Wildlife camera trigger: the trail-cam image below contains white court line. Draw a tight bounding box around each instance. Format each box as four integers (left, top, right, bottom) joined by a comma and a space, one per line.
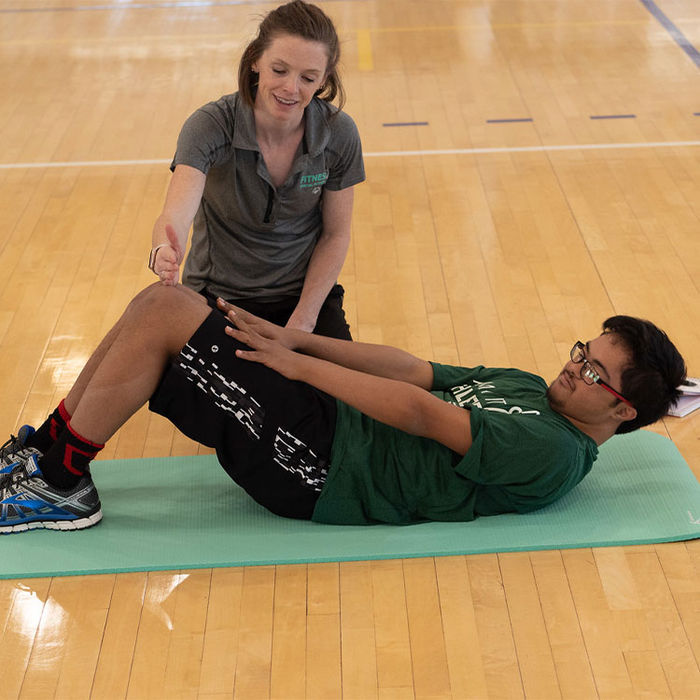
0, 140, 699, 169
365, 140, 700, 157
0, 158, 171, 170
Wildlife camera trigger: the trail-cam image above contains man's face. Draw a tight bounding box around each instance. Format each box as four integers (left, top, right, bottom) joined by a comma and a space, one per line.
547, 333, 632, 425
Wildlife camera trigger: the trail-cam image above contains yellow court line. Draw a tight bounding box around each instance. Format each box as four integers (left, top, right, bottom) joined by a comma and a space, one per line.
356, 29, 373, 72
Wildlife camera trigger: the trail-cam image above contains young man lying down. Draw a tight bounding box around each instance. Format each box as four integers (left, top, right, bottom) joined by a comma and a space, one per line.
0, 283, 686, 531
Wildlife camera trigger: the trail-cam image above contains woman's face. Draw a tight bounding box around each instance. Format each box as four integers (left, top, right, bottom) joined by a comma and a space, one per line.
252, 33, 329, 125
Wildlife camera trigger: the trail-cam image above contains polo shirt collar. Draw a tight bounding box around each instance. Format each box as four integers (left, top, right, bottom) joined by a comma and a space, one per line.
232, 93, 332, 156
302, 99, 333, 156
232, 94, 259, 151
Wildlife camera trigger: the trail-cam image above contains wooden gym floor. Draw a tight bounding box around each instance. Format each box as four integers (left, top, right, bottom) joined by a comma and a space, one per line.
0, 0, 699, 697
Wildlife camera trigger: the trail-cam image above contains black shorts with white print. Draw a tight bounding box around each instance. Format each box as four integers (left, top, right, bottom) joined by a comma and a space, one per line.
149, 309, 337, 519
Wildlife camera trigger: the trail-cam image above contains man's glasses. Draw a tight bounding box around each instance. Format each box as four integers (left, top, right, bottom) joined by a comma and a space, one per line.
570, 341, 634, 407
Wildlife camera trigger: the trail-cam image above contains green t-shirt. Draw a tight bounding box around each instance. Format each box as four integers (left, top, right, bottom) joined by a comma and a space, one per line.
311, 362, 598, 525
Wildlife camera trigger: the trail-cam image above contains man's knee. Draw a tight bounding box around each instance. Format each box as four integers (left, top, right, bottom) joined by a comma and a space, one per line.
127, 282, 175, 317
125, 283, 206, 326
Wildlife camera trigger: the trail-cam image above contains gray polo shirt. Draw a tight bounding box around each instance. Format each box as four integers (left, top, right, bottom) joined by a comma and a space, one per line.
172, 93, 365, 301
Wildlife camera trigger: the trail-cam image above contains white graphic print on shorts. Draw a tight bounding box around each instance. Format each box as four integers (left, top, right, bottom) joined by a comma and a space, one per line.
273, 428, 329, 492
178, 343, 264, 439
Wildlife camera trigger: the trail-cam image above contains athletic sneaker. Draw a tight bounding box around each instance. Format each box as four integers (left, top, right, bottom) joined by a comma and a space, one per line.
0, 454, 102, 534
0, 426, 36, 474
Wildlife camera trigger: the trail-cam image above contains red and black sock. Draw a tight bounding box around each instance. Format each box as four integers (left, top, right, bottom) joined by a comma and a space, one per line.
25, 399, 71, 454
38, 420, 104, 489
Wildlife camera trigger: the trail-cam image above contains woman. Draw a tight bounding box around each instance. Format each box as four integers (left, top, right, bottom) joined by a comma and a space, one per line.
149, 0, 364, 339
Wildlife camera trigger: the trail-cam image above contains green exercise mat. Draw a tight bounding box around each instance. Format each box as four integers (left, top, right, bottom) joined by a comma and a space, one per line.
1, 430, 699, 579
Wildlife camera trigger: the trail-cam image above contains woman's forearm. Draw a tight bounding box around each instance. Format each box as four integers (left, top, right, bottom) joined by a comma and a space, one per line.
289, 227, 349, 330
288, 186, 354, 331
152, 164, 206, 248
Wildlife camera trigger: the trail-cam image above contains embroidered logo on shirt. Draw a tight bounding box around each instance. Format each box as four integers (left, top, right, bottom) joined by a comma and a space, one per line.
300, 171, 329, 189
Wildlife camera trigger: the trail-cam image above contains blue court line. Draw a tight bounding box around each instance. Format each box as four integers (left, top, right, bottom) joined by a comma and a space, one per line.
590, 114, 636, 120
382, 122, 428, 127
486, 118, 533, 124
639, 0, 700, 68
0, 0, 356, 13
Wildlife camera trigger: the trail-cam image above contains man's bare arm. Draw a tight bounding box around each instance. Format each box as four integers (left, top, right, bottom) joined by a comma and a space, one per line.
225, 315, 472, 455
218, 301, 435, 389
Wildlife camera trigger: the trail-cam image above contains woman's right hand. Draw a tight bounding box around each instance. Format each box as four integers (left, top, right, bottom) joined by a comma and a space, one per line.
154, 225, 184, 286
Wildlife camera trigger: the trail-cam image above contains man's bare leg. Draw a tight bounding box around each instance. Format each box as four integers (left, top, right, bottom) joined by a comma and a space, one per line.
0, 283, 216, 532
65, 283, 210, 444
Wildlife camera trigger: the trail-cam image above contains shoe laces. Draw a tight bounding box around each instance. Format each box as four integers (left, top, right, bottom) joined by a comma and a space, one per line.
0, 434, 23, 461
0, 462, 30, 493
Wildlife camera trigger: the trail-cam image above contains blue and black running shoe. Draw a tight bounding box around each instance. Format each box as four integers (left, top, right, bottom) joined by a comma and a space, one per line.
0, 426, 36, 475
0, 454, 102, 534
